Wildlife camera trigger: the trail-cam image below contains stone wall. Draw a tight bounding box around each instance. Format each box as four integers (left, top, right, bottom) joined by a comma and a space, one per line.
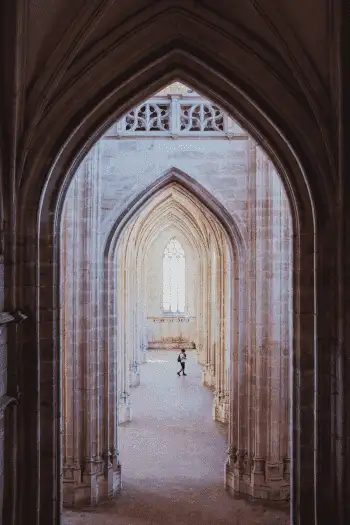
98, 136, 249, 236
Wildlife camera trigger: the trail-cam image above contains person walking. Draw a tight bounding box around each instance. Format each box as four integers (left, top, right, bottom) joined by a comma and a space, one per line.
177, 348, 187, 376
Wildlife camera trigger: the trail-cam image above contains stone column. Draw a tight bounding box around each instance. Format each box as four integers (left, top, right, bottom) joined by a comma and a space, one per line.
276, 172, 292, 489
196, 257, 206, 365
226, 140, 255, 492
136, 254, 147, 364
223, 242, 232, 422
226, 144, 291, 500
79, 144, 106, 502
129, 246, 140, 388
213, 235, 229, 423
103, 239, 121, 499
250, 149, 270, 497
202, 251, 214, 386
204, 239, 217, 388
261, 162, 290, 498
62, 145, 121, 507
141, 257, 149, 362
116, 226, 132, 423
61, 175, 84, 506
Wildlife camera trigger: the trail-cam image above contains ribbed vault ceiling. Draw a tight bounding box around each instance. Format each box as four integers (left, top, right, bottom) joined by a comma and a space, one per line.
118, 183, 230, 263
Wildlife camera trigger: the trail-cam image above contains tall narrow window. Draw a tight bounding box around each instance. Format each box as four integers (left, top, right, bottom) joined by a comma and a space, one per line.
162, 238, 186, 313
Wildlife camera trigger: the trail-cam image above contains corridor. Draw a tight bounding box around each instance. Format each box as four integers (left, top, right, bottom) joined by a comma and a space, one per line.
64, 350, 289, 525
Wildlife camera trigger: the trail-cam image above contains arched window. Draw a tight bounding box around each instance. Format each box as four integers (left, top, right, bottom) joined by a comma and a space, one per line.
162, 238, 186, 313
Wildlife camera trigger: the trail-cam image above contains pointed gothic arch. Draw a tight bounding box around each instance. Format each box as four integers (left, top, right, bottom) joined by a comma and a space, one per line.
100, 172, 239, 432
12, 39, 330, 525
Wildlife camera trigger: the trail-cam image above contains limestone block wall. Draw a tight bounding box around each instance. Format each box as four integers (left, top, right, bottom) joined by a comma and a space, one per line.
98, 137, 249, 237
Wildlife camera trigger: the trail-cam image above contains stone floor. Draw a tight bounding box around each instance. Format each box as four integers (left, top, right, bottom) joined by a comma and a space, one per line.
64, 350, 290, 525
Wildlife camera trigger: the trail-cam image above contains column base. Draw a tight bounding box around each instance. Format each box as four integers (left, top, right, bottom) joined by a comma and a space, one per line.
130, 361, 140, 388
63, 460, 121, 508
212, 391, 229, 423
140, 348, 148, 364
196, 344, 205, 365
225, 457, 290, 501
118, 394, 132, 424
202, 363, 215, 388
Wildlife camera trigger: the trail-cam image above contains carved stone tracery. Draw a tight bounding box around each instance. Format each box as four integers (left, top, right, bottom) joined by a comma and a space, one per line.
125, 103, 170, 132
114, 97, 231, 136
179, 103, 224, 132
148, 316, 193, 323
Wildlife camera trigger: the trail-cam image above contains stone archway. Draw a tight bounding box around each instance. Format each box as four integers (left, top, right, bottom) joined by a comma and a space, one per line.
108, 173, 239, 425
60, 165, 243, 506
11, 38, 332, 525
59, 99, 294, 508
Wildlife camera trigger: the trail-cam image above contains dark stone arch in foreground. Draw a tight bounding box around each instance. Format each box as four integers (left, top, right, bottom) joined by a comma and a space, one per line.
11, 41, 336, 525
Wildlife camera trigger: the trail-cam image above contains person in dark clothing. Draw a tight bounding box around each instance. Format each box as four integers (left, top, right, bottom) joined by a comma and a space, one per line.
177, 348, 187, 376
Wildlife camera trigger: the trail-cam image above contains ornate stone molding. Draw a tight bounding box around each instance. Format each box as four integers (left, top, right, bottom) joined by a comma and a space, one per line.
148, 336, 195, 350
105, 95, 244, 138
147, 315, 195, 323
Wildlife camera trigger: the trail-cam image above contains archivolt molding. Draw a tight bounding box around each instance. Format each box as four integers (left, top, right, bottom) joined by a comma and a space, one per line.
246, 0, 329, 102
134, 193, 222, 266
24, 1, 329, 155
18, 14, 335, 225
136, 212, 205, 261
111, 170, 233, 380
136, 193, 213, 246
109, 171, 233, 418
19, 53, 322, 260
119, 192, 219, 289
105, 168, 246, 263
24, 0, 117, 132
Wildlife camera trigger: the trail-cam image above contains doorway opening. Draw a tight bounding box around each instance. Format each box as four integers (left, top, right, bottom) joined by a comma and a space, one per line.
60, 82, 292, 524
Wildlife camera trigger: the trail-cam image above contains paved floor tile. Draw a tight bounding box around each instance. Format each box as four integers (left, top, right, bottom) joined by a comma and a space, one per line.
64, 350, 290, 525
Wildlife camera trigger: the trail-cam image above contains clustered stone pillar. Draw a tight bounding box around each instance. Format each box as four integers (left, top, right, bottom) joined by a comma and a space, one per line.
136, 254, 148, 364
127, 229, 141, 388
196, 257, 208, 365
213, 235, 231, 423
226, 143, 292, 500
61, 145, 121, 506
114, 218, 150, 425
203, 251, 214, 387
115, 230, 132, 424
201, 228, 232, 424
